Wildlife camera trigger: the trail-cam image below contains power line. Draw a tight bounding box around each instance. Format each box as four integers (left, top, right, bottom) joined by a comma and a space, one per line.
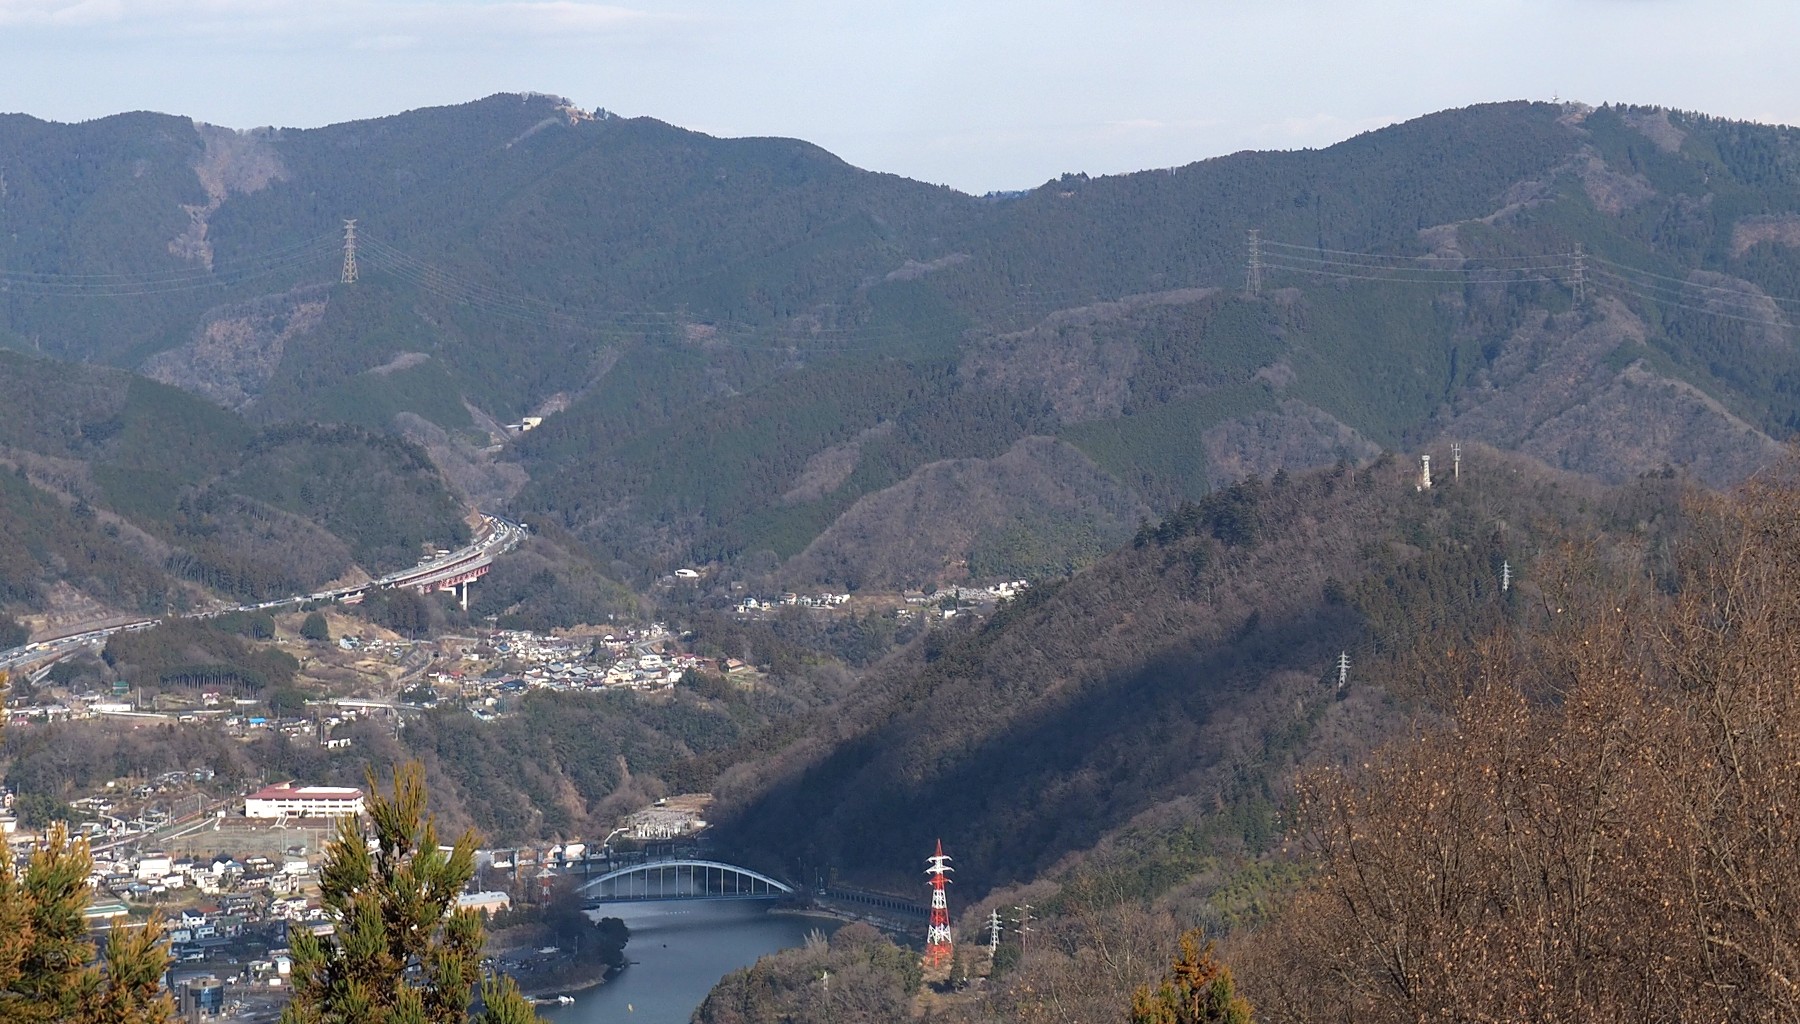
0, 231, 338, 284
1257, 235, 1800, 334
1260, 258, 1572, 286
0, 236, 338, 298
1590, 268, 1795, 331
1259, 238, 1573, 265
355, 234, 953, 351
8, 225, 1796, 353
1257, 247, 1575, 281
1587, 265, 1787, 312
1590, 254, 1800, 311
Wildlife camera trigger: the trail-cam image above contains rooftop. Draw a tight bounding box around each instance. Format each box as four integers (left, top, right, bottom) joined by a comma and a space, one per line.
248, 784, 363, 800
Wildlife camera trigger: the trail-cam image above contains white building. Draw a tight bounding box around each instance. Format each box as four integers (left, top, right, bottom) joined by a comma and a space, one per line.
244, 784, 365, 820
135, 855, 173, 880
456, 891, 512, 915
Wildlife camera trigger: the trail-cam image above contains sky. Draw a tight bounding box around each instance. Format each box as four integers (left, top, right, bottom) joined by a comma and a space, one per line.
2, 0, 1798, 194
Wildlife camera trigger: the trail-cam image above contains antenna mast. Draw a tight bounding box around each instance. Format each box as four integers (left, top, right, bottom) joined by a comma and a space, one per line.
341, 219, 359, 285
925, 840, 954, 970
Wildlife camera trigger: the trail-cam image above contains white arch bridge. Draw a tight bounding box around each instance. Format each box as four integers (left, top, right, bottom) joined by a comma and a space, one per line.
576, 860, 795, 903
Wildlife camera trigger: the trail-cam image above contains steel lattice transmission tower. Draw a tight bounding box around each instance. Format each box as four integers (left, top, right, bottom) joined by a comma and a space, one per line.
1245, 228, 1263, 297
924, 839, 954, 970
341, 219, 359, 285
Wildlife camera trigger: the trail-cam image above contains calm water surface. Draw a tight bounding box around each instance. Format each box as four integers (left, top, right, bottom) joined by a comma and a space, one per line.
538, 902, 839, 1024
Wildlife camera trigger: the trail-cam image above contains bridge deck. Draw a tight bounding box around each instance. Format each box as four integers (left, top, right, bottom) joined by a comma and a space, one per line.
578, 858, 794, 902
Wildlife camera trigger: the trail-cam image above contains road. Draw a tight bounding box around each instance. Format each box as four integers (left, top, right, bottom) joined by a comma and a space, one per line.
0, 513, 527, 675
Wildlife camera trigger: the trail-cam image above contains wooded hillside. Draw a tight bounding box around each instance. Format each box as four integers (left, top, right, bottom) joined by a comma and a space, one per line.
6, 98, 1799, 592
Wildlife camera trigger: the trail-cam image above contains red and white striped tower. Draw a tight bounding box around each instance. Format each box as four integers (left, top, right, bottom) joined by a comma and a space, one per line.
925, 839, 954, 969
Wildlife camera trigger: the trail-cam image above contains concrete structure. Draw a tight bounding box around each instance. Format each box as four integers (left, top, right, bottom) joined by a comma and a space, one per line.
136, 855, 173, 880
244, 784, 364, 820
83, 898, 130, 924
174, 974, 224, 1016
456, 891, 512, 915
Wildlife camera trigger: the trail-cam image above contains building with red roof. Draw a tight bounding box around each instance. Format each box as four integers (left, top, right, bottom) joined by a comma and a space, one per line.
243, 784, 364, 820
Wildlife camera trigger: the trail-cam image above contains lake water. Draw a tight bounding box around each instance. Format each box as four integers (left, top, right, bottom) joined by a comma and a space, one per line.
537, 902, 840, 1024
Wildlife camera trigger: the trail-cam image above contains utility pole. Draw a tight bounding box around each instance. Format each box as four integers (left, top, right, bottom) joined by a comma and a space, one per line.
341, 219, 359, 285
1014, 903, 1034, 958
1452, 441, 1462, 481
1571, 243, 1585, 305
1245, 229, 1263, 297
1337, 651, 1350, 689
987, 909, 1003, 955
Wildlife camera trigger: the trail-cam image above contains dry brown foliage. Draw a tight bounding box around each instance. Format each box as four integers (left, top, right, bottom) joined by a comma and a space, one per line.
1241, 474, 1800, 1023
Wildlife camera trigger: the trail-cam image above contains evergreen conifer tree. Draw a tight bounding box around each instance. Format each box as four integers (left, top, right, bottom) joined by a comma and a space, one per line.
0, 672, 174, 1024
300, 612, 331, 642
1129, 930, 1252, 1024
280, 761, 543, 1024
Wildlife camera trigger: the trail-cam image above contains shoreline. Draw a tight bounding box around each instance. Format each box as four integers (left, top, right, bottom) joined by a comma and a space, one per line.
489, 939, 625, 1001
518, 960, 622, 1002
509, 898, 915, 1002
770, 901, 918, 942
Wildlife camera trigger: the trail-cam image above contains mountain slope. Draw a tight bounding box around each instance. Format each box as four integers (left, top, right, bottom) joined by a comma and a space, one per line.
0, 350, 470, 632
4, 97, 1799, 589
707, 450, 1682, 897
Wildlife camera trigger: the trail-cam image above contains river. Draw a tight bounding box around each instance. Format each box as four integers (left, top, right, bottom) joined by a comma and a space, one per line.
537, 902, 841, 1024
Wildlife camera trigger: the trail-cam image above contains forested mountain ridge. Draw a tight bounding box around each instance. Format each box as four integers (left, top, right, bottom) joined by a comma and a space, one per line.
708, 447, 1684, 898
3, 96, 1798, 590
0, 348, 469, 635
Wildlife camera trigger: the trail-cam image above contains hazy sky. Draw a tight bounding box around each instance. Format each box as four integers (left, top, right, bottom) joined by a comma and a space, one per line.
3, 0, 1796, 193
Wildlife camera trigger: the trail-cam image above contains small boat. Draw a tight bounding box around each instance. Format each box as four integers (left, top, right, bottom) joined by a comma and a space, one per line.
555, 995, 575, 1005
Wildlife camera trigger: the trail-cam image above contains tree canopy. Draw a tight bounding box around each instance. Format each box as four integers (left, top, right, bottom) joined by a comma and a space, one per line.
281, 761, 543, 1024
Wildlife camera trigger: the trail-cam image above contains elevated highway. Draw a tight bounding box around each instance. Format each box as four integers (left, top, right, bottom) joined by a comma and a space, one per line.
0, 514, 526, 673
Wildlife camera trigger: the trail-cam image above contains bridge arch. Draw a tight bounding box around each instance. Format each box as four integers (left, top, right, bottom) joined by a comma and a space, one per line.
577, 859, 794, 902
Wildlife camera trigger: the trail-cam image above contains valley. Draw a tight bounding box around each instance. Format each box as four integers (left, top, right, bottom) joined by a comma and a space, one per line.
4, 92, 1800, 1023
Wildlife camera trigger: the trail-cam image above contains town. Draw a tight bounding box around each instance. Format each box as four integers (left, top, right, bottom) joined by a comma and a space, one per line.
1, 768, 711, 1019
